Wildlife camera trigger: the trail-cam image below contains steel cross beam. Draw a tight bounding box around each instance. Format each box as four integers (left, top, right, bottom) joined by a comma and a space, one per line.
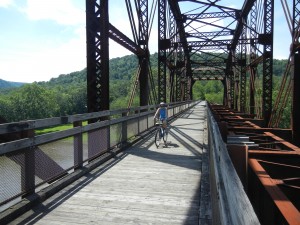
184, 10, 238, 20
186, 31, 234, 39
231, 0, 255, 49
109, 23, 144, 56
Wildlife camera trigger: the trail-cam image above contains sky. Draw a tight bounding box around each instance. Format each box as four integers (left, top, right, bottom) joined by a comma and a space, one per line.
0, 0, 291, 83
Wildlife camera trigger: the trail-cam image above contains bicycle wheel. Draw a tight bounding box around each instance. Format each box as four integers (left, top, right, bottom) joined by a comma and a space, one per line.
162, 127, 168, 146
154, 128, 161, 147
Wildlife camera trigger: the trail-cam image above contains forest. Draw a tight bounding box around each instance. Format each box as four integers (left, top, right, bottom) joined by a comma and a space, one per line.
0, 54, 290, 127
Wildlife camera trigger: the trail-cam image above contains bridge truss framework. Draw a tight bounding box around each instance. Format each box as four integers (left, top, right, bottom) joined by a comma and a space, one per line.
86, 0, 300, 141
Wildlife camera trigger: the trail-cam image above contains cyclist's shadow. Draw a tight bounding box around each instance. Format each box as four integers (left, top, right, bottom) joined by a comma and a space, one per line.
164, 142, 179, 148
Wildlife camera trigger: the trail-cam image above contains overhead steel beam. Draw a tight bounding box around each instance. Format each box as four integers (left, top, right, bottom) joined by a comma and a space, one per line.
186, 31, 234, 39
231, 0, 255, 49
184, 10, 238, 20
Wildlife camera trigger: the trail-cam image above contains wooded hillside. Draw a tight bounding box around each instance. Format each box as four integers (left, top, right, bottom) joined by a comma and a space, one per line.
0, 54, 289, 126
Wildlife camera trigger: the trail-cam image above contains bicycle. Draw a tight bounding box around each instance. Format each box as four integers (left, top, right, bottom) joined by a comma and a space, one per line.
154, 120, 168, 147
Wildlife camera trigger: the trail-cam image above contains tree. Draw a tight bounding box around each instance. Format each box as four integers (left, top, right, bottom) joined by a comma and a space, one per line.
8, 83, 59, 121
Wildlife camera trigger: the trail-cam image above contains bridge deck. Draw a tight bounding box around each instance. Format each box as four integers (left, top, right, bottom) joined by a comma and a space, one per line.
9, 102, 211, 225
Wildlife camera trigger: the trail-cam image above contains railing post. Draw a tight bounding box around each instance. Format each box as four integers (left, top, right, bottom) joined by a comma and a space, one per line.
146, 106, 149, 129
137, 108, 140, 135
122, 111, 128, 146
73, 121, 83, 169
21, 129, 35, 197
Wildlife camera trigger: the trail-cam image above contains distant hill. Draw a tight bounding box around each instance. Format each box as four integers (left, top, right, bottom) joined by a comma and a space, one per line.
0, 79, 26, 89
35, 54, 141, 89
0, 54, 287, 89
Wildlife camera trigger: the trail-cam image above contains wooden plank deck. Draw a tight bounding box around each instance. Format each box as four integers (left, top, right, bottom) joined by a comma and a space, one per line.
9, 102, 211, 225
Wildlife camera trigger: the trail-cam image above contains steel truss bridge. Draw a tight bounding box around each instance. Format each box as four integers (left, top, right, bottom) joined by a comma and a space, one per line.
0, 0, 300, 224
86, 0, 300, 222
86, 0, 299, 142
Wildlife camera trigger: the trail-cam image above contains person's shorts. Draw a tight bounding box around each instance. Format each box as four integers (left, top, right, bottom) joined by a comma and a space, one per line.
160, 119, 167, 128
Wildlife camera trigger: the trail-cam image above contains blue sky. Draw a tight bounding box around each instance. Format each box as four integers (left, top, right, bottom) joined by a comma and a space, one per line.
0, 0, 291, 83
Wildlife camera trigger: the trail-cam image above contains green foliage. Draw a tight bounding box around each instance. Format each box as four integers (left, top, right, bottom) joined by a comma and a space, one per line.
193, 80, 223, 104
0, 54, 142, 122
191, 59, 291, 128
0, 55, 291, 127
7, 83, 59, 121
0, 79, 25, 89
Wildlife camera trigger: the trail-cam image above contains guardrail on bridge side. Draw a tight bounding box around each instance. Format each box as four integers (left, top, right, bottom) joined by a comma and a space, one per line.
207, 102, 260, 225
0, 101, 198, 224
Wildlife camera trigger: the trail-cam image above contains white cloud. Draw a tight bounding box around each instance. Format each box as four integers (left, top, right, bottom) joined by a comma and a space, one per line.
22, 0, 85, 26
0, 0, 14, 8
0, 0, 88, 82
0, 27, 86, 83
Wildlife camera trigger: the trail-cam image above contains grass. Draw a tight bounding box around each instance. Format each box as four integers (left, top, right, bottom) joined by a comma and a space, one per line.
34, 121, 136, 145
35, 121, 88, 135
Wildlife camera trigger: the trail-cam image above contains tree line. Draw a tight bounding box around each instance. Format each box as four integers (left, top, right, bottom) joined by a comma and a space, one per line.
0, 54, 289, 128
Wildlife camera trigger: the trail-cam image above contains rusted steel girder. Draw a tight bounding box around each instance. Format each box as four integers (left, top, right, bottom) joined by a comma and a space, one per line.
209, 104, 300, 225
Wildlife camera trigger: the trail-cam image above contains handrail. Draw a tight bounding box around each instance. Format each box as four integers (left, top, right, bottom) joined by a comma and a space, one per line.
207, 103, 260, 225
0, 100, 197, 210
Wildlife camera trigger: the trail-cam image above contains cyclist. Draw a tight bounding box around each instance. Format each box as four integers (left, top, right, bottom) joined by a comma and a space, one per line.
154, 102, 168, 129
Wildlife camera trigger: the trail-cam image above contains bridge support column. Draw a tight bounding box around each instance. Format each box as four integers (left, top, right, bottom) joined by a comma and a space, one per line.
86, 0, 110, 114
139, 56, 149, 106
292, 52, 300, 145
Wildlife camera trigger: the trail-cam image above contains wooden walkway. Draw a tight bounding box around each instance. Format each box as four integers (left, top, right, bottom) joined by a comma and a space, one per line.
9, 102, 211, 225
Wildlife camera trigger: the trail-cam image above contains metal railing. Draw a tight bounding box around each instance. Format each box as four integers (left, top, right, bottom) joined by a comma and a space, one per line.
0, 101, 196, 210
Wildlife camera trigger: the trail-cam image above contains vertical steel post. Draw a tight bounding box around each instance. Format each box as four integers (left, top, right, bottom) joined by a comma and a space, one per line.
169, 9, 176, 103
293, 53, 300, 145
292, 0, 300, 144
222, 79, 228, 106
86, 0, 109, 114
177, 48, 185, 102
158, 0, 167, 103
240, 17, 247, 112
262, 0, 274, 126
138, 0, 149, 106
230, 51, 235, 109
249, 2, 257, 115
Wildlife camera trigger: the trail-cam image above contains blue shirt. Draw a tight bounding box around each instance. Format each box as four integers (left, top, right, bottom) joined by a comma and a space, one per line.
160, 108, 167, 120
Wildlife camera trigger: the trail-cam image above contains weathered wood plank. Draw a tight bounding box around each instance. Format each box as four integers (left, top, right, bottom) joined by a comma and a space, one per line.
8, 102, 210, 225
